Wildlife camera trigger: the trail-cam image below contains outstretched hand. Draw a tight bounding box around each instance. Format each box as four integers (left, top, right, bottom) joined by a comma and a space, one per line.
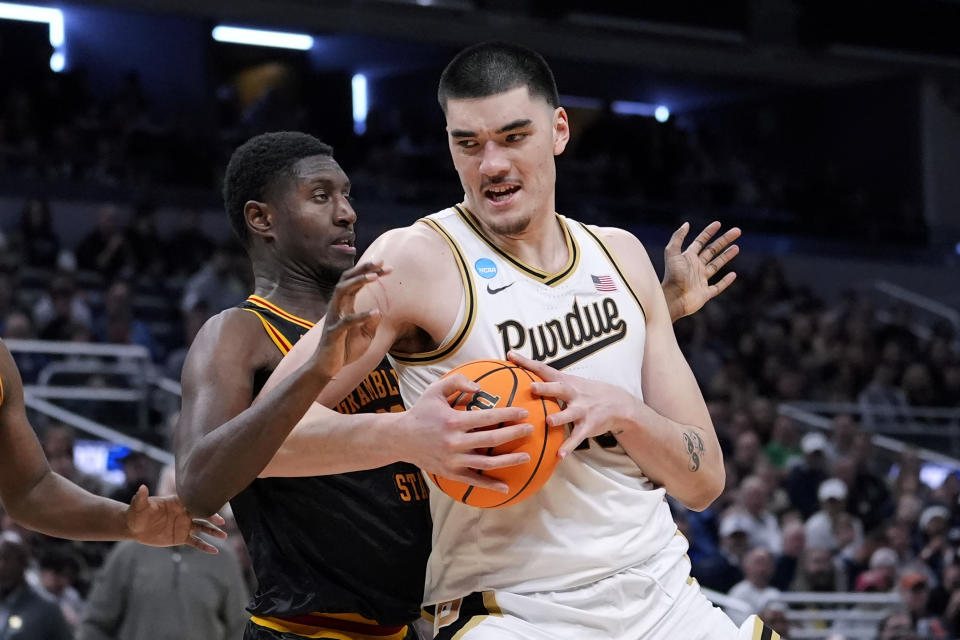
311, 261, 389, 381
661, 221, 740, 320
126, 485, 227, 554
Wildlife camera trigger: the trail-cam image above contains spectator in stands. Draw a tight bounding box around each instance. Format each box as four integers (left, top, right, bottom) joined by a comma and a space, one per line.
899, 571, 950, 639
180, 246, 247, 316
763, 415, 802, 469
0, 268, 22, 334
164, 299, 209, 379
902, 362, 937, 408
754, 457, 791, 516
93, 280, 159, 361
32, 272, 93, 341
918, 505, 952, 579
41, 425, 104, 496
35, 546, 84, 627
79, 466, 248, 640
734, 475, 782, 553
784, 431, 831, 518
0, 533, 72, 640
727, 547, 781, 625
791, 547, 843, 592
692, 512, 750, 593
75, 204, 133, 278
859, 363, 909, 428
15, 197, 60, 269
829, 413, 858, 461
1, 310, 45, 383
771, 519, 805, 590
847, 431, 894, 532
758, 602, 791, 639
108, 450, 157, 504
732, 430, 762, 480
805, 479, 864, 554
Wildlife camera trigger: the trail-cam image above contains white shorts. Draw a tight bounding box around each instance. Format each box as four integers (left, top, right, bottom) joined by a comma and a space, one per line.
422, 533, 743, 640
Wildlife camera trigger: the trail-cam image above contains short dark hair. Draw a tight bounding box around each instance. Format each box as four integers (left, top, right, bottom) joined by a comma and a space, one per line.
222, 131, 333, 247
438, 41, 559, 112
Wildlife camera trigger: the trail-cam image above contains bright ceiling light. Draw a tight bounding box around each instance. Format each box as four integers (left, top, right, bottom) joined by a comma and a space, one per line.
212, 25, 314, 50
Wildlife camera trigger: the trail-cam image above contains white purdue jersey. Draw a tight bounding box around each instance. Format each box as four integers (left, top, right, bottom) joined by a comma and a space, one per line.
389, 205, 683, 605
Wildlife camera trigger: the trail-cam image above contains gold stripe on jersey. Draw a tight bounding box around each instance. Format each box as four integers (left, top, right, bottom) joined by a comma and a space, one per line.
249, 614, 408, 640
389, 218, 477, 365
246, 295, 315, 330
576, 222, 647, 320
243, 308, 294, 355
453, 204, 580, 287
750, 615, 781, 640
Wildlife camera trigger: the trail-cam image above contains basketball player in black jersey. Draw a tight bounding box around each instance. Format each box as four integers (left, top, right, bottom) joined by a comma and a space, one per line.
175, 132, 740, 640
174, 132, 534, 640
0, 339, 226, 550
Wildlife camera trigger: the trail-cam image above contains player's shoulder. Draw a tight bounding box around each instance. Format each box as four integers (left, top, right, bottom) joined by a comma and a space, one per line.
183, 307, 272, 373
586, 224, 647, 253
366, 216, 459, 270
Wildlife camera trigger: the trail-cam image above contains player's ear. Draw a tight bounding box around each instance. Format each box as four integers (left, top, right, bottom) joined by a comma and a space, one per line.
553, 107, 570, 156
245, 200, 275, 242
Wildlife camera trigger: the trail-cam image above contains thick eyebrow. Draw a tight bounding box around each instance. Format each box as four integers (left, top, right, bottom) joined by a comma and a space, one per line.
305, 176, 351, 190
450, 118, 533, 138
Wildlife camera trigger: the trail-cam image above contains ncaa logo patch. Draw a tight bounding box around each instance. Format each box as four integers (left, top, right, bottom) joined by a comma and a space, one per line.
474, 258, 498, 279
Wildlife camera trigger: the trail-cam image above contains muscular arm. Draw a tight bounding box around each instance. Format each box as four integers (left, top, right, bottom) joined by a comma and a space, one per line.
173, 311, 334, 517
602, 229, 725, 509
0, 342, 131, 540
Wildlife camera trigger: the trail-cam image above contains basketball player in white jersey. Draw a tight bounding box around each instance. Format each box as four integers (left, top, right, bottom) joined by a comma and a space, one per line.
264, 43, 777, 639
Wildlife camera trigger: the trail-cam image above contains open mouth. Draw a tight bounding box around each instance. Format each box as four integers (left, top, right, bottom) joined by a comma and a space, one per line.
331, 235, 356, 253
484, 184, 521, 203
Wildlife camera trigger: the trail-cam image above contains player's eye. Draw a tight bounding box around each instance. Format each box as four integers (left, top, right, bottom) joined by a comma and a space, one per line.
457, 140, 478, 149
313, 192, 329, 202
505, 133, 528, 143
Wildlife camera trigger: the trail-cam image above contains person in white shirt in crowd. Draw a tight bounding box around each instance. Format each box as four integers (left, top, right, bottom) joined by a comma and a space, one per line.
733, 475, 783, 554
727, 547, 781, 625
805, 478, 864, 553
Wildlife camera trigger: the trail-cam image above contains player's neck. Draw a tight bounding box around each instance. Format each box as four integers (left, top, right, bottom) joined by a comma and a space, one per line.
250, 267, 332, 322
487, 209, 568, 274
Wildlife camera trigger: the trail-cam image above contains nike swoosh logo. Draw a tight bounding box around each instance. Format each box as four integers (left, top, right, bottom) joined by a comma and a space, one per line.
486, 283, 515, 295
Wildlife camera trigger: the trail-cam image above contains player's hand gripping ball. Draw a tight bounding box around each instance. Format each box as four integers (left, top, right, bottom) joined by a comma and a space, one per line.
434, 359, 566, 508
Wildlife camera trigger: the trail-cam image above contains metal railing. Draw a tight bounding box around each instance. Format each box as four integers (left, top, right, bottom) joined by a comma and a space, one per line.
704, 587, 902, 640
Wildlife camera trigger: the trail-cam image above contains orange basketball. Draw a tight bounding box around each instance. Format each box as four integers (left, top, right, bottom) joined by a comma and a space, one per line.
433, 359, 566, 508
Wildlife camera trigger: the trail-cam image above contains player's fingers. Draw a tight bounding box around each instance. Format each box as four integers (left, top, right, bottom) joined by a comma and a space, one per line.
546, 405, 587, 428
705, 245, 739, 277
507, 350, 561, 382
185, 534, 219, 555
339, 260, 386, 280
461, 451, 531, 472
130, 484, 149, 507
325, 309, 381, 336
328, 272, 383, 319
457, 407, 529, 431
664, 221, 689, 254
432, 373, 481, 399
464, 423, 534, 449
700, 228, 741, 262
529, 381, 572, 402
558, 423, 595, 458
207, 513, 226, 526
709, 272, 737, 298
686, 221, 721, 253
190, 520, 228, 539
446, 471, 509, 494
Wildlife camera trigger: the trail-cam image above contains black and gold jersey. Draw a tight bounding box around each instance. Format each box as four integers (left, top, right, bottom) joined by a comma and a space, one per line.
231, 295, 431, 626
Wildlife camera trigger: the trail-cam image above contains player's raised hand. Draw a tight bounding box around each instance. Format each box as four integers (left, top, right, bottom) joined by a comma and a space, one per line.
396, 374, 533, 494
312, 261, 389, 380
661, 221, 740, 320
126, 485, 227, 554
507, 350, 637, 459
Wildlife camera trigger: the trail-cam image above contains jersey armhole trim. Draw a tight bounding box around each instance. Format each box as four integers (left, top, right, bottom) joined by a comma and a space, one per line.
242, 308, 293, 355
577, 222, 647, 321
389, 218, 476, 365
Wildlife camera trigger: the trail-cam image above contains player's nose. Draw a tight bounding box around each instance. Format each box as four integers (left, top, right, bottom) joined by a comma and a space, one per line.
334, 196, 357, 226
478, 140, 510, 177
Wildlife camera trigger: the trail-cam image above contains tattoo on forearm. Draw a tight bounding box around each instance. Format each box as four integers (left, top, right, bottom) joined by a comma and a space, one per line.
682, 431, 705, 472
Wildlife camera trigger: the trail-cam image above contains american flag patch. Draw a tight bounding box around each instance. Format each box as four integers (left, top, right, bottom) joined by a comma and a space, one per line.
592, 275, 617, 292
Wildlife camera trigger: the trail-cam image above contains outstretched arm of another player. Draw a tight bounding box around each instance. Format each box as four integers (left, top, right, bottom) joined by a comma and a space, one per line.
258, 226, 534, 493
0, 341, 225, 550
510, 229, 725, 511
175, 262, 384, 517
661, 221, 739, 321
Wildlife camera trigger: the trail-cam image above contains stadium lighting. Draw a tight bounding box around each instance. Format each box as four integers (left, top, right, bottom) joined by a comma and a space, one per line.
654, 105, 670, 122
0, 2, 66, 71
611, 100, 655, 117
352, 73, 368, 135
211, 25, 314, 50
